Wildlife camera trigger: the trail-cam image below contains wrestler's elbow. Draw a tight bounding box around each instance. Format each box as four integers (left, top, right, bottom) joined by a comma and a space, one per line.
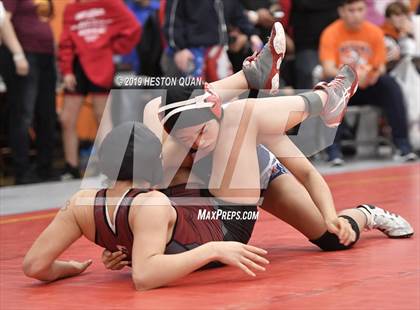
22, 255, 48, 280
132, 274, 157, 291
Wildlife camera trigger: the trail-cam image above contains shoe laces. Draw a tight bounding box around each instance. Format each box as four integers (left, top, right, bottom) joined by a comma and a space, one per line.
372, 209, 399, 228
244, 51, 260, 64
328, 75, 345, 89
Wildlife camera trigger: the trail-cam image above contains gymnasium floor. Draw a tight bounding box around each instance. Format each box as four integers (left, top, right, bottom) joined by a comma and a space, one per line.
0, 163, 419, 309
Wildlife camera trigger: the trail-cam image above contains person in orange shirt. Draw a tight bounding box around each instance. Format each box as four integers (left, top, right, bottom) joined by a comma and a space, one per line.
319, 0, 417, 165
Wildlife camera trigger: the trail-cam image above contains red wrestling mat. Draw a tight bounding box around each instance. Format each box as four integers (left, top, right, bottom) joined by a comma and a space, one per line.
1, 164, 419, 310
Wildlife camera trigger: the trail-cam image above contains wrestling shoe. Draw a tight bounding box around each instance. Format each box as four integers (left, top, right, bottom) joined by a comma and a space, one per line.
357, 204, 414, 238
242, 22, 286, 94
314, 65, 359, 128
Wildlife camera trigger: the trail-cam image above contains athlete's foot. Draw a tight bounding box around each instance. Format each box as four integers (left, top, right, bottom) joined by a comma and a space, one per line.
314, 65, 359, 128
357, 204, 414, 238
242, 22, 286, 94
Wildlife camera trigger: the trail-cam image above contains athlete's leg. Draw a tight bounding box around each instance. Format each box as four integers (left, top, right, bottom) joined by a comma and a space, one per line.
261, 174, 327, 240
242, 91, 327, 135
209, 71, 249, 101
209, 88, 332, 202
208, 89, 324, 203
209, 66, 357, 204
60, 95, 84, 168
261, 174, 414, 250
261, 175, 366, 250
337, 209, 367, 232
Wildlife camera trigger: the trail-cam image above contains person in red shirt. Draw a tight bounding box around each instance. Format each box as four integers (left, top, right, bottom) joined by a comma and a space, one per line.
58, 0, 141, 180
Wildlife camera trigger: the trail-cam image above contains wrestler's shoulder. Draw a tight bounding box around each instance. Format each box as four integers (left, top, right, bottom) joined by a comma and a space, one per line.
132, 190, 171, 207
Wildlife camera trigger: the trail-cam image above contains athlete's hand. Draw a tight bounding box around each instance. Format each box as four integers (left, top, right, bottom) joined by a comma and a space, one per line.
325, 217, 356, 246
211, 241, 269, 277
102, 250, 129, 270
63, 73, 77, 92
67, 259, 93, 276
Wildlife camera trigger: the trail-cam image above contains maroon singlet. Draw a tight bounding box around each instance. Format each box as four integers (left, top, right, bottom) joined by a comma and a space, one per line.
93, 188, 225, 265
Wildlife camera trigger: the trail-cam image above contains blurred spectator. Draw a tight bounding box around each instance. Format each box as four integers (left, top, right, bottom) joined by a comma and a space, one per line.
383, 2, 420, 151
291, 0, 341, 89
382, 1, 416, 67
233, 0, 293, 77
365, 0, 418, 25
58, 0, 141, 180
162, 0, 261, 82
241, 0, 292, 40
224, 0, 265, 73
0, 1, 27, 65
0, 1, 5, 28
241, 0, 296, 87
0, 0, 56, 185
319, 0, 417, 165
241, 0, 277, 40
118, 0, 161, 76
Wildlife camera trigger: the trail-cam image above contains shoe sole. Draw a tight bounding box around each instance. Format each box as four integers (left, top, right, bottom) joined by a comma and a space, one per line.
272, 22, 286, 57
269, 22, 286, 93
388, 232, 414, 239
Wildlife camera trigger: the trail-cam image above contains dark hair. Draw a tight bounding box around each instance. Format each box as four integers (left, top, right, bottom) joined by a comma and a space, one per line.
160, 84, 217, 133
385, 2, 409, 18
98, 122, 163, 185
340, 0, 366, 7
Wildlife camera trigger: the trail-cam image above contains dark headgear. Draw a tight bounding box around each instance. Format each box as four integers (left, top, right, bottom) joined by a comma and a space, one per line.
158, 83, 222, 133
98, 122, 163, 185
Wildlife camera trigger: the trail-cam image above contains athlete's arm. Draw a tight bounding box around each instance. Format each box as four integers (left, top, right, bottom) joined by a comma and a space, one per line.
260, 135, 354, 243
261, 135, 338, 219
130, 191, 268, 291
22, 192, 92, 282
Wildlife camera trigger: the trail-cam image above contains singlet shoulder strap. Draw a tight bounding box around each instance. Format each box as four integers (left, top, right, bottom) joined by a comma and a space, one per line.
93, 189, 114, 244
114, 188, 151, 242
125, 188, 150, 199
94, 189, 107, 206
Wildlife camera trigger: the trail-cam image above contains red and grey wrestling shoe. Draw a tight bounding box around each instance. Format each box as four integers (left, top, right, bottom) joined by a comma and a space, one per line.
357, 204, 414, 238
242, 22, 286, 95
314, 65, 359, 128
